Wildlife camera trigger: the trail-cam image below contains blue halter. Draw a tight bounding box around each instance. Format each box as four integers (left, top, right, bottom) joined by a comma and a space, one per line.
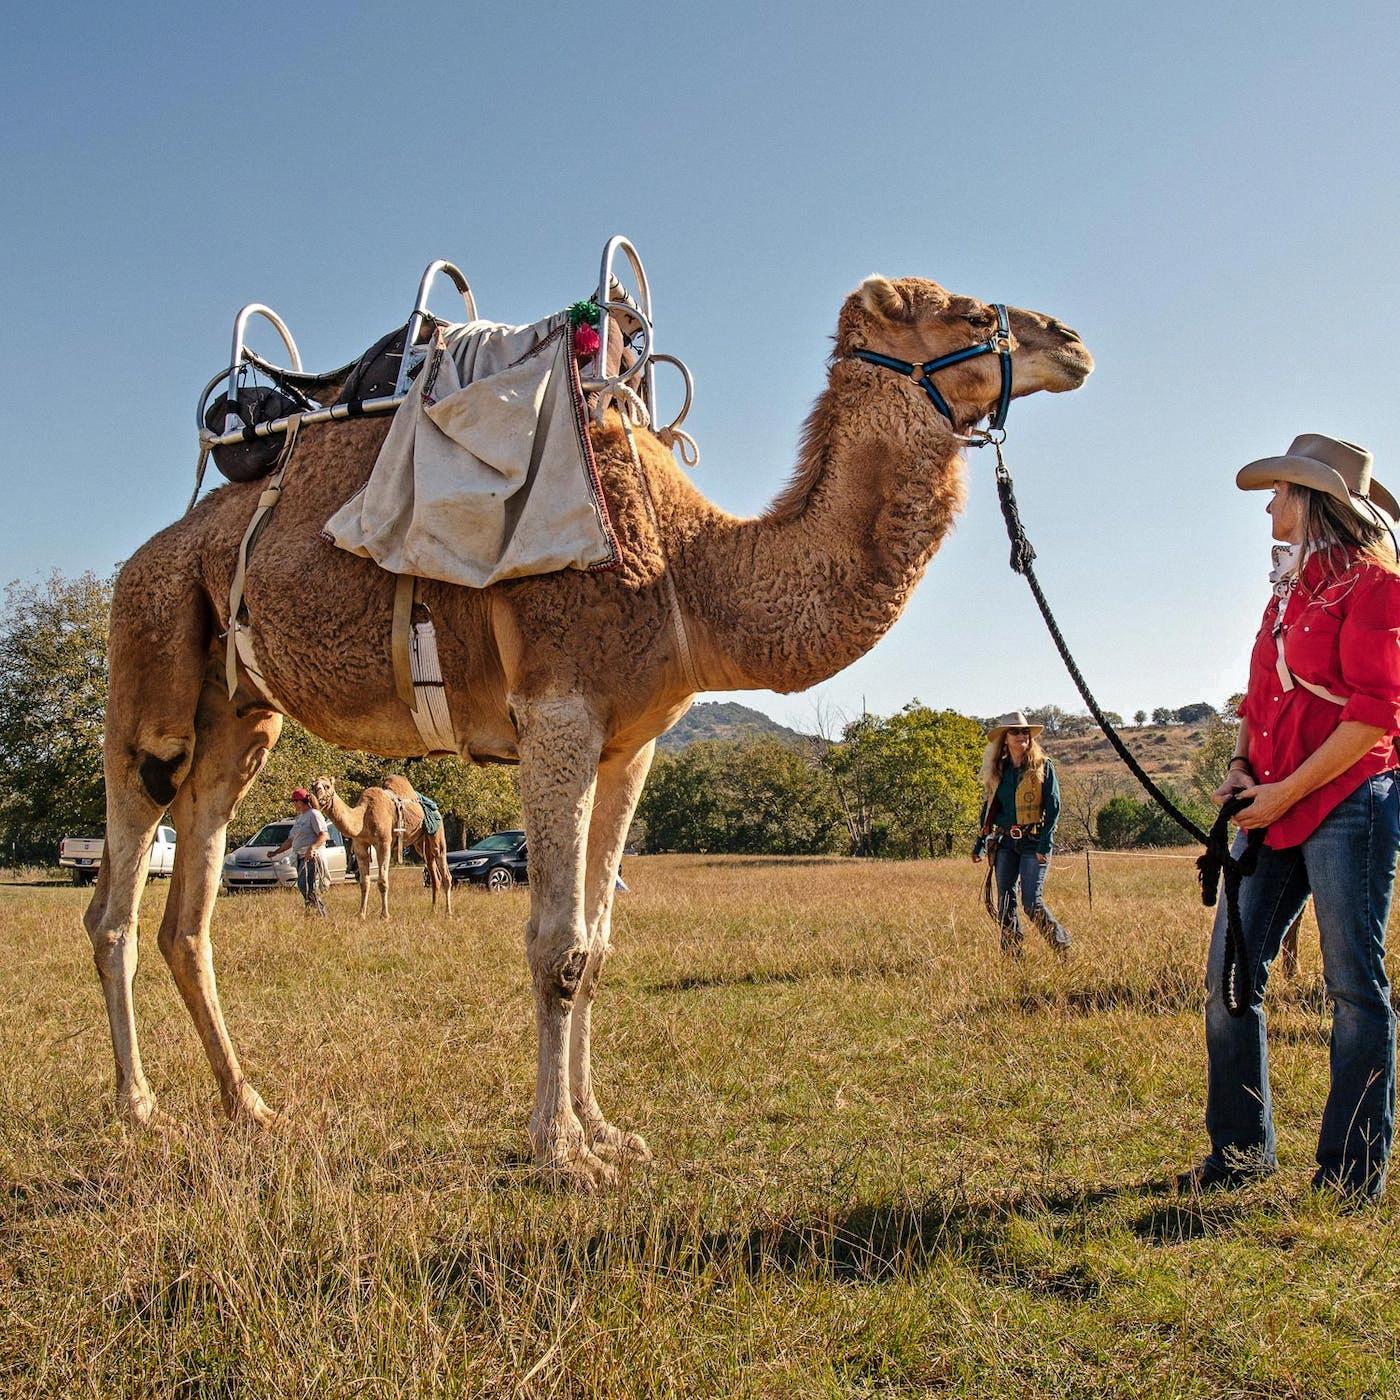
851, 302, 1013, 433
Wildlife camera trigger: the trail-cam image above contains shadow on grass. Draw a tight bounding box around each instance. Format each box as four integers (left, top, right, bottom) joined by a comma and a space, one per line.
1130, 1197, 1253, 1244
3, 1170, 122, 1225
425, 1178, 1174, 1307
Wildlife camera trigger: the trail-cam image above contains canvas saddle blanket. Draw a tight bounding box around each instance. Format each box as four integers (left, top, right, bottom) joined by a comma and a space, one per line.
322, 312, 619, 586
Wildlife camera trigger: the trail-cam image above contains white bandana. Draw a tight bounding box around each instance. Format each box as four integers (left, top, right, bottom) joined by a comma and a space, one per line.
1269, 542, 1302, 599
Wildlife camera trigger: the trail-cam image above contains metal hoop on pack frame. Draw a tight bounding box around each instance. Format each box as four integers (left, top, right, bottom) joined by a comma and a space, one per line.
393, 260, 479, 395
583, 235, 655, 420
648, 352, 694, 437
207, 304, 303, 433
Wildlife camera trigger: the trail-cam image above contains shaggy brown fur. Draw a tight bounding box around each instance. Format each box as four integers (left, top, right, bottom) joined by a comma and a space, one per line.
85, 274, 1092, 1185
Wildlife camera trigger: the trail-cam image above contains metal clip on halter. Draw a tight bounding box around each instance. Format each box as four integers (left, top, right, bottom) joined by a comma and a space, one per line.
392, 260, 480, 395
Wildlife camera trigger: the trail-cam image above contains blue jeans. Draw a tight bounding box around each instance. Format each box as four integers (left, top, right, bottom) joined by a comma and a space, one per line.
994, 837, 1069, 949
1204, 772, 1400, 1197
296, 852, 326, 914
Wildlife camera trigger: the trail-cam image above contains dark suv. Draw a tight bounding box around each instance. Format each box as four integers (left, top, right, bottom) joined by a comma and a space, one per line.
432, 830, 529, 891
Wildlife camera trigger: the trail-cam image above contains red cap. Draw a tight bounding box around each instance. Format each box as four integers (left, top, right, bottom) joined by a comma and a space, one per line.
290, 788, 310, 803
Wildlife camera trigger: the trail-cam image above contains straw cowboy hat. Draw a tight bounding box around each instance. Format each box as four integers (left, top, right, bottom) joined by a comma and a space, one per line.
985, 711, 1043, 744
1236, 434, 1398, 531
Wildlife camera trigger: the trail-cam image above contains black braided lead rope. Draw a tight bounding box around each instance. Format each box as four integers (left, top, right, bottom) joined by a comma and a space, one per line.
990, 442, 1265, 1014
992, 448, 1210, 845
1196, 795, 1265, 1016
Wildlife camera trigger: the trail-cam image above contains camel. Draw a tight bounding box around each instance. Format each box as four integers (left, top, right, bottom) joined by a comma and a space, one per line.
308, 774, 453, 918
84, 273, 1092, 1185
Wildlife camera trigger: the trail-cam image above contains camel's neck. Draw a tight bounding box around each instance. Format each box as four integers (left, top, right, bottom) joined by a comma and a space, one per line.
682, 365, 967, 693
323, 793, 363, 838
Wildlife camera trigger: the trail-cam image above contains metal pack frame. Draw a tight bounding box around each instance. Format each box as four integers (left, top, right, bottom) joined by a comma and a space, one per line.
193, 237, 694, 461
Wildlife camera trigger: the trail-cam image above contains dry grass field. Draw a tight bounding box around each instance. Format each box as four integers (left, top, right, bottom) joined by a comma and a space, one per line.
3, 854, 1399, 1398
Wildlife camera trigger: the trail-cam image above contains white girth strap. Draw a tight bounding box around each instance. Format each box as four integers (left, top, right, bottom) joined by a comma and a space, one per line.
1273, 628, 1348, 706
392, 573, 460, 755
225, 415, 302, 704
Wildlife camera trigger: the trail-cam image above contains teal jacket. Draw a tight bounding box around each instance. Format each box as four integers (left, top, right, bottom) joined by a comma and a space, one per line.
971, 758, 1060, 858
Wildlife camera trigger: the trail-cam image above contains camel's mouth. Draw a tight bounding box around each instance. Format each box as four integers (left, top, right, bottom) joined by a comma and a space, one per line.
1048, 340, 1094, 389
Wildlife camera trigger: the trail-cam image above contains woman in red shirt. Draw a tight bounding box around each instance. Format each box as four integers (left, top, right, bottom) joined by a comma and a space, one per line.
1182, 435, 1400, 1201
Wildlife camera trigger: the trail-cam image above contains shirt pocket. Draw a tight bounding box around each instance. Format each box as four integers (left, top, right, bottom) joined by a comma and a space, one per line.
1283, 608, 1342, 687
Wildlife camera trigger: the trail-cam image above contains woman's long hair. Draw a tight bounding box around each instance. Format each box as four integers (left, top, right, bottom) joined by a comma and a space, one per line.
979, 732, 1048, 798
1295, 484, 1400, 579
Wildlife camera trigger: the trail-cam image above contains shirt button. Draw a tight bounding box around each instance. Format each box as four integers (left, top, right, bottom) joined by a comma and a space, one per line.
1263, 730, 1269, 736
1273, 696, 1279, 703
1304, 625, 1310, 632
1264, 770, 1271, 776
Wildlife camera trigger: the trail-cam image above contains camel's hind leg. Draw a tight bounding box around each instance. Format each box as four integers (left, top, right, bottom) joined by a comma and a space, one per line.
570, 741, 654, 1164
376, 839, 390, 918
355, 843, 372, 918
423, 832, 453, 915
158, 677, 282, 1124
84, 551, 207, 1126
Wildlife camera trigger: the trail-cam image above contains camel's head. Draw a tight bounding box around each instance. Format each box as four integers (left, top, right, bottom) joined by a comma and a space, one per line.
837, 276, 1093, 430
309, 776, 336, 806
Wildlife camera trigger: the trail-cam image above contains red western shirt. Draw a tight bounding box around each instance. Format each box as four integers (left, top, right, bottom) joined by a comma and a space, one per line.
1241, 547, 1400, 848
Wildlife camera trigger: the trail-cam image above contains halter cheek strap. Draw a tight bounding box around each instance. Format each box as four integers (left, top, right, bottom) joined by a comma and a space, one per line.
852, 302, 1013, 432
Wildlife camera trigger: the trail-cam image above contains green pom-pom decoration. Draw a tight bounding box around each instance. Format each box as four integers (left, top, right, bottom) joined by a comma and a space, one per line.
567, 300, 601, 328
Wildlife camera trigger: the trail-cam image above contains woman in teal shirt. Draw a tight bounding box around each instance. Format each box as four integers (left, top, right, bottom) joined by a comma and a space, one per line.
971, 712, 1071, 955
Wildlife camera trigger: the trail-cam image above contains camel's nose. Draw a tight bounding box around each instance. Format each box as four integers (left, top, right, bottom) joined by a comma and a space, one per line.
1048, 318, 1083, 344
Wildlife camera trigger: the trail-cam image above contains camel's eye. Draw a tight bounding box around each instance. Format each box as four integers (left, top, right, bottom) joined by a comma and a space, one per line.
962, 311, 994, 329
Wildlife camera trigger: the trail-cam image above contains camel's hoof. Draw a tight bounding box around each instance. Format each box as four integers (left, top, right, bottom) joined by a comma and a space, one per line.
589, 1125, 652, 1165
535, 1147, 619, 1192
120, 1093, 179, 1134
226, 1086, 287, 1131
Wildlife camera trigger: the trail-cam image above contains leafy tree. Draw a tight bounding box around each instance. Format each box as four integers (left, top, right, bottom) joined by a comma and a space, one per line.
1096, 795, 1146, 848
1151, 707, 1175, 725
1024, 705, 1073, 737
1174, 701, 1218, 726
823, 703, 984, 856
1095, 784, 1211, 848
1188, 715, 1241, 808
639, 736, 844, 854
0, 572, 112, 862
1134, 710, 1147, 726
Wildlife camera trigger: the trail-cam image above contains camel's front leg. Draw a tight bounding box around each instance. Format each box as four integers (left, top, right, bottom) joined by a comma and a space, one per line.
570, 742, 654, 1164
516, 694, 612, 1189
376, 841, 390, 919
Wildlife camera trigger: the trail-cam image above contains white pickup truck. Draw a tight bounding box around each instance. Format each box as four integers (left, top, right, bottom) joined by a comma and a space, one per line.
58, 825, 177, 885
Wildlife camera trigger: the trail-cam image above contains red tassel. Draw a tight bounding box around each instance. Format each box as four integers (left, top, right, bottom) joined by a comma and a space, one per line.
573, 325, 601, 358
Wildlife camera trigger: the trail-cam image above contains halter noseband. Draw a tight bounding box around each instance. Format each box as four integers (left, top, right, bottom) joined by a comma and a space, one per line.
851, 302, 1013, 434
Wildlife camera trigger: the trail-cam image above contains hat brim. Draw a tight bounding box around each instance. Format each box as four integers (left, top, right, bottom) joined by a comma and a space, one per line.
988, 725, 1043, 744
1237, 455, 1398, 529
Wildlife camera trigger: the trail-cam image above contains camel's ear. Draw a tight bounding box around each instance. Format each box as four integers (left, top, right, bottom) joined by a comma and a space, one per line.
859, 276, 913, 322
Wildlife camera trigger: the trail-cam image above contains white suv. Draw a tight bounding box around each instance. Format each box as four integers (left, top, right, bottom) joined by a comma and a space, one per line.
221, 820, 366, 892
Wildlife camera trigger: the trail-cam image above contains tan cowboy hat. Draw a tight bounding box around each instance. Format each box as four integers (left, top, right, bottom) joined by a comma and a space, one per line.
1236, 434, 1398, 530
986, 711, 1043, 744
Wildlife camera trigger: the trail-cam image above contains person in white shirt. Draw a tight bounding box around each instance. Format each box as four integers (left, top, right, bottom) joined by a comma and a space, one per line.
271, 787, 329, 916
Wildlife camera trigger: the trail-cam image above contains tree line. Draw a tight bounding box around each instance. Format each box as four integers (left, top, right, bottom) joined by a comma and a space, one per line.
0, 570, 1236, 864
0, 572, 519, 864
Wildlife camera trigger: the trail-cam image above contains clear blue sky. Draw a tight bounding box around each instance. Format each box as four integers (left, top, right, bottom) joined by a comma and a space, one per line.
3, 1, 1397, 732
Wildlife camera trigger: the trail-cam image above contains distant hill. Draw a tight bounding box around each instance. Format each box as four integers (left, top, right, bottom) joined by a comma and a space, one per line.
1048, 722, 1214, 784
657, 701, 1217, 786
658, 702, 814, 752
